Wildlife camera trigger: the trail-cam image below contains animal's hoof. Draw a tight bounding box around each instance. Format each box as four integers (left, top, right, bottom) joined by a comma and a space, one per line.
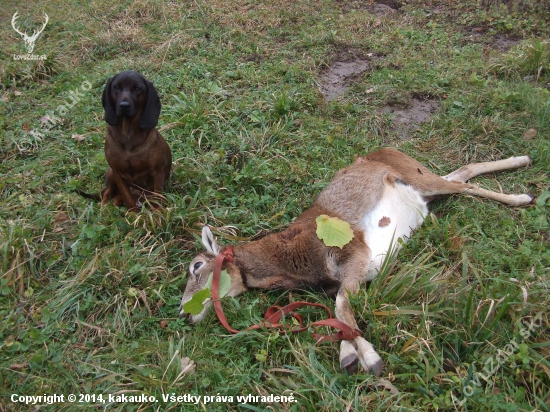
369, 358, 385, 376
340, 354, 359, 375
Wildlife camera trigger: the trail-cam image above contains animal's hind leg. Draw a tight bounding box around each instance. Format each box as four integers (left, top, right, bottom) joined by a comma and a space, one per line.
423, 178, 533, 207
443, 155, 531, 183
409, 159, 533, 206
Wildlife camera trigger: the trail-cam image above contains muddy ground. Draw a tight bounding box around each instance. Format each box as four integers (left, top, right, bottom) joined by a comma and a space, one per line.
318, 1, 522, 140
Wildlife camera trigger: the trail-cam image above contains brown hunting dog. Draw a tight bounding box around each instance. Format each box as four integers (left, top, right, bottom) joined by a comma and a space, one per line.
101, 70, 172, 210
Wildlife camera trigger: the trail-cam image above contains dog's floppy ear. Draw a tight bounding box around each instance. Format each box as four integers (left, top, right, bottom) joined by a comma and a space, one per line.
140, 81, 161, 130
102, 76, 117, 126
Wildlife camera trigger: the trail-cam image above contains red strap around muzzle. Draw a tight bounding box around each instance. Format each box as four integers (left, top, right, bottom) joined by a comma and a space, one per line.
211, 246, 361, 342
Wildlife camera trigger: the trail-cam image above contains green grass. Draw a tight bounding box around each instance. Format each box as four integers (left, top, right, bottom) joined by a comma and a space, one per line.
1, 0, 549, 410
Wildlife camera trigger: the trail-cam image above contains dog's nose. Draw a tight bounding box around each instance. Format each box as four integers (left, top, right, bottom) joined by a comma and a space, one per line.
119, 101, 130, 110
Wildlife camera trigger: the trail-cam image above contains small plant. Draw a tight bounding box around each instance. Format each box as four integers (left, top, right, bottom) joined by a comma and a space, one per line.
488, 39, 550, 80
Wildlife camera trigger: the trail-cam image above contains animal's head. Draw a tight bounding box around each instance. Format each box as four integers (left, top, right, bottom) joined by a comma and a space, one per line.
179, 226, 246, 322
102, 71, 161, 129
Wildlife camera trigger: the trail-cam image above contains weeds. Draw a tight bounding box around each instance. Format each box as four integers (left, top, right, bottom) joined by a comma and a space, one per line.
489, 39, 550, 80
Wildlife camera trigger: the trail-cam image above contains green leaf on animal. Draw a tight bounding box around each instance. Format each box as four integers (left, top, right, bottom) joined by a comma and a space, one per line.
204, 270, 232, 298
316, 214, 354, 248
182, 289, 211, 315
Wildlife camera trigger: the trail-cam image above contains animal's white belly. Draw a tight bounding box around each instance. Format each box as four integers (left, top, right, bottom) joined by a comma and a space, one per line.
361, 182, 428, 280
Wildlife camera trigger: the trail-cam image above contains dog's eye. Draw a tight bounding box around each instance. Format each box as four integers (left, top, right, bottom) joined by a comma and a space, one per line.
113, 84, 120, 90
134, 86, 141, 91
193, 261, 203, 272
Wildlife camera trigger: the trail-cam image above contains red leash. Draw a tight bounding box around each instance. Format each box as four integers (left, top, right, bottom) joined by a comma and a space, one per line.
211, 246, 361, 342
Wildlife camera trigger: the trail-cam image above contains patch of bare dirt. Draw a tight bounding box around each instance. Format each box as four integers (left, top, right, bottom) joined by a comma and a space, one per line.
319, 50, 381, 101
336, 0, 400, 15
384, 98, 440, 140
465, 28, 520, 51
493, 34, 520, 51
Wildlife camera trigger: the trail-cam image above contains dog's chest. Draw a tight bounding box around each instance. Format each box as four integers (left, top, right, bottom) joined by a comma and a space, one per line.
360, 182, 428, 280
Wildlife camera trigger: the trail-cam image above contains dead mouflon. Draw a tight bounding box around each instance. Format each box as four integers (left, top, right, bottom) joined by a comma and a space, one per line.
180, 148, 532, 375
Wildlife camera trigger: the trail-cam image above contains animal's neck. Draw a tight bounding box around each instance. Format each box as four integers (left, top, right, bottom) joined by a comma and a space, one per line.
230, 204, 338, 291
115, 116, 147, 150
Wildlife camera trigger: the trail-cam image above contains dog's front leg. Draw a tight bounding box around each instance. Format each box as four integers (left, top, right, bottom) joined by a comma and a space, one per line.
112, 173, 137, 210
152, 169, 165, 194
101, 168, 116, 206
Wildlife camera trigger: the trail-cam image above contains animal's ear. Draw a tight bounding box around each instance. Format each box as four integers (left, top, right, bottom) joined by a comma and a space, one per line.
102, 77, 117, 126
202, 226, 220, 255
140, 81, 161, 130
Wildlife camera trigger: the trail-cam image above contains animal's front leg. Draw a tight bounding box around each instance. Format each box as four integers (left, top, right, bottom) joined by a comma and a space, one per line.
101, 168, 116, 206
112, 173, 137, 210
152, 169, 165, 194
335, 286, 384, 375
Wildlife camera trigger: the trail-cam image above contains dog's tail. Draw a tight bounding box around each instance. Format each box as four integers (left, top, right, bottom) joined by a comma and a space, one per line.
75, 190, 102, 201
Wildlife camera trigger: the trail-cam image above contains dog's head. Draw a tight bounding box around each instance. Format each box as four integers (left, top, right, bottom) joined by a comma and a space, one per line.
102, 70, 161, 129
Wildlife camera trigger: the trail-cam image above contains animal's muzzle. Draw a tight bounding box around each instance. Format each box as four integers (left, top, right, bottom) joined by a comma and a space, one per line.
117, 101, 134, 116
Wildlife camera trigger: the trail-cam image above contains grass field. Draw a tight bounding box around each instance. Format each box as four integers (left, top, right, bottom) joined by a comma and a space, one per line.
1, 0, 549, 410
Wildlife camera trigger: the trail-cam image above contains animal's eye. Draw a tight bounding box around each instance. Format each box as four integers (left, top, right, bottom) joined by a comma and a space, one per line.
113, 84, 120, 90
134, 86, 141, 91
193, 261, 203, 272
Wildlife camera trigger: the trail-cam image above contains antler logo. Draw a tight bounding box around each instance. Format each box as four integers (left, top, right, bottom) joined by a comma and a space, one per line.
11, 11, 49, 54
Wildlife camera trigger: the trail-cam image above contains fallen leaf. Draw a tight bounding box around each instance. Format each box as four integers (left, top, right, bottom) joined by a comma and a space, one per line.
52, 227, 64, 233
378, 216, 391, 227
180, 357, 196, 375
14, 90, 22, 96
523, 128, 537, 140
22, 123, 30, 131
9, 362, 28, 370
54, 212, 70, 224
40, 116, 50, 124
72, 133, 86, 141
377, 379, 399, 394
159, 320, 168, 329
450, 236, 465, 251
